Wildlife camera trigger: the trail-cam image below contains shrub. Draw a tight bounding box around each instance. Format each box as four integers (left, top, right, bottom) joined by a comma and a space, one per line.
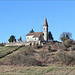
56, 52, 75, 65
48, 46, 51, 51
48, 31, 54, 40
9, 54, 41, 66
58, 44, 66, 51
24, 48, 34, 55
60, 32, 72, 42
63, 39, 73, 48
20, 47, 35, 56
58, 39, 73, 51
34, 45, 42, 49
70, 45, 75, 51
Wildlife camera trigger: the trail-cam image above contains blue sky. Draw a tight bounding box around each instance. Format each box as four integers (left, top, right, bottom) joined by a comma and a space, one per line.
0, 1, 75, 43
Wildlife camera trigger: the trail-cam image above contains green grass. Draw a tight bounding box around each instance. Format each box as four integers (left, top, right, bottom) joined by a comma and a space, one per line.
0, 65, 75, 75
9, 46, 25, 55
0, 46, 19, 56
0, 46, 25, 61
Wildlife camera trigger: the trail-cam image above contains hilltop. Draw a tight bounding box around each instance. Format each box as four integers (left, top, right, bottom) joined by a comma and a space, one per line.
0, 41, 75, 75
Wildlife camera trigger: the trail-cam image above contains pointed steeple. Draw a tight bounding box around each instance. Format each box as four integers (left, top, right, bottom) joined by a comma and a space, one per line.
43, 18, 48, 26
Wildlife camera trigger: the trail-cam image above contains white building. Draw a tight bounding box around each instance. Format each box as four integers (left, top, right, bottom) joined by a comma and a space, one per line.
26, 18, 48, 45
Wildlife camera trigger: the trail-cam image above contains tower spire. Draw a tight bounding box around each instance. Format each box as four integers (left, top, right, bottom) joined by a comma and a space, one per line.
43, 18, 48, 26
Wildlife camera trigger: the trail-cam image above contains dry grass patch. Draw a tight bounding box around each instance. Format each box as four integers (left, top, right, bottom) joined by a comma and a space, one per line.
0, 65, 75, 75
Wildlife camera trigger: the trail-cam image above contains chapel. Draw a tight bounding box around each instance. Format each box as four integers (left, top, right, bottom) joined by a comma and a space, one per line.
26, 18, 48, 45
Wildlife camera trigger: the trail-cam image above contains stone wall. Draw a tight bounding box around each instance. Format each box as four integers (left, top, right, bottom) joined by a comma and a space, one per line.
5, 41, 42, 46
5, 42, 25, 46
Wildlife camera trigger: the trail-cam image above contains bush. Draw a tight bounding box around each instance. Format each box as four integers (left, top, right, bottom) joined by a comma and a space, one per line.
58, 44, 66, 51
70, 45, 75, 51
48, 46, 51, 51
9, 54, 41, 66
34, 45, 42, 49
58, 39, 74, 51
63, 39, 73, 48
24, 48, 34, 55
56, 52, 75, 65
60, 32, 72, 42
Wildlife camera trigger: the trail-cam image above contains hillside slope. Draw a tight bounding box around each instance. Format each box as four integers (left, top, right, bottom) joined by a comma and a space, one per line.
0, 41, 75, 66
0, 42, 75, 75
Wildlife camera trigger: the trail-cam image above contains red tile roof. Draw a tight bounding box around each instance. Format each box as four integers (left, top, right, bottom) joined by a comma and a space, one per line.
26, 32, 43, 37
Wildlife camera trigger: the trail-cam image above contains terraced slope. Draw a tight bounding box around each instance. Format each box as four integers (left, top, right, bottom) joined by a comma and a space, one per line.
0, 46, 24, 59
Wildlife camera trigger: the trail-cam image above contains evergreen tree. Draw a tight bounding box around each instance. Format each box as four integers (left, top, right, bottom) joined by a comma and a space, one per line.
8, 35, 16, 42
18, 36, 22, 42
48, 31, 53, 40
30, 29, 34, 33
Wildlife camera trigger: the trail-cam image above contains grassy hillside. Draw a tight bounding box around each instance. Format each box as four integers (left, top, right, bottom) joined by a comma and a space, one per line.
0, 65, 75, 75
0, 41, 75, 65
0, 46, 25, 61
0, 41, 75, 75
0, 46, 18, 57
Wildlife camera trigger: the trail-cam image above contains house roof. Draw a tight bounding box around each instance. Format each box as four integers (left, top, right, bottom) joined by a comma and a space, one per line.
26, 32, 43, 37
43, 18, 48, 26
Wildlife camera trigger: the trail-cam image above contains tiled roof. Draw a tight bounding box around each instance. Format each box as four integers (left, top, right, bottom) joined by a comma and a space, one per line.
26, 32, 43, 37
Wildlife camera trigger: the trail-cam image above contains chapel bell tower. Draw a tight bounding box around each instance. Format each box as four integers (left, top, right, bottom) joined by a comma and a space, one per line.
43, 18, 48, 41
